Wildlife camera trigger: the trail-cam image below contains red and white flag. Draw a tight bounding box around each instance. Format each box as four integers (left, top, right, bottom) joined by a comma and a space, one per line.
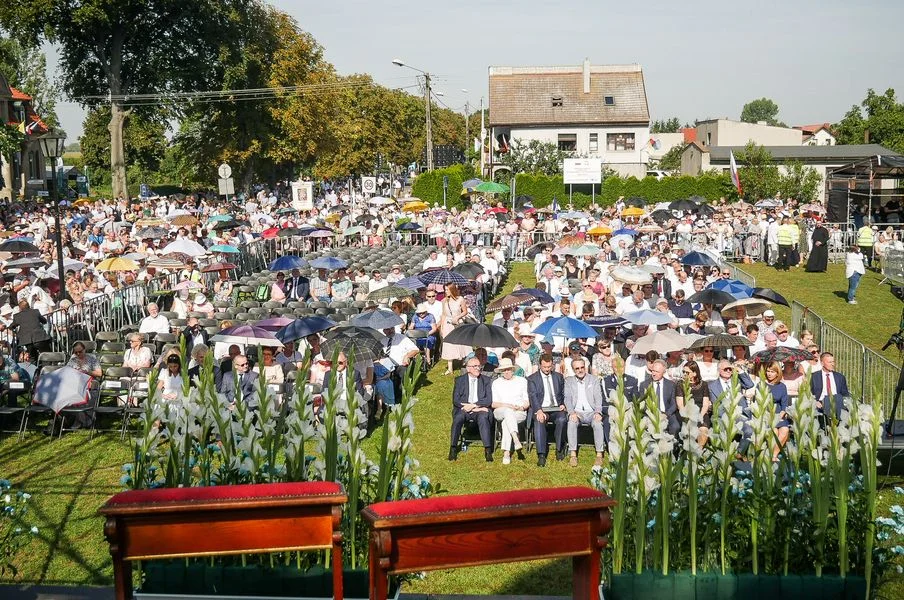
729, 149, 743, 196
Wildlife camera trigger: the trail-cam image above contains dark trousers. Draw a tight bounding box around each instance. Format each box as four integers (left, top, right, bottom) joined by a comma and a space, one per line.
451, 407, 493, 448
859, 245, 874, 268
532, 409, 567, 456
777, 245, 792, 270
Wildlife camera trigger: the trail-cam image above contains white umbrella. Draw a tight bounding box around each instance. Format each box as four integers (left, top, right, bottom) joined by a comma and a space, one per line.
623, 309, 673, 326
631, 329, 694, 355
638, 263, 666, 275
610, 266, 653, 285
368, 197, 396, 206
609, 234, 635, 249
162, 239, 208, 257
720, 298, 772, 319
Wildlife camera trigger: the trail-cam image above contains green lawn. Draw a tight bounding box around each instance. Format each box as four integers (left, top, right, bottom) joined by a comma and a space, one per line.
1, 261, 902, 596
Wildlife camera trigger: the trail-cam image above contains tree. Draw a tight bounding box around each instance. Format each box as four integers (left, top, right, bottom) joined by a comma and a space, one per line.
0, 0, 256, 199
81, 106, 167, 185
651, 117, 681, 133
740, 98, 784, 127
736, 142, 781, 201
654, 145, 683, 173
498, 139, 567, 176
778, 160, 822, 203
835, 88, 904, 153
0, 34, 60, 127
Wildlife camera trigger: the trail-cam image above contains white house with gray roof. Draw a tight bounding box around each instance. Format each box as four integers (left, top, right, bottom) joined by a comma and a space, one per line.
487, 59, 651, 178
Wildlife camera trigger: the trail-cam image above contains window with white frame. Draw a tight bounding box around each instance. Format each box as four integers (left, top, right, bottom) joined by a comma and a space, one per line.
589, 133, 599, 153
606, 133, 635, 151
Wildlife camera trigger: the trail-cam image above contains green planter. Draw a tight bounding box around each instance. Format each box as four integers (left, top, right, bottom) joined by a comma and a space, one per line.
608, 573, 635, 600
673, 572, 696, 599
736, 573, 759, 597
779, 574, 803, 598
757, 574, 780, 598
695, 572, 720, 599
844, 576, 867, 600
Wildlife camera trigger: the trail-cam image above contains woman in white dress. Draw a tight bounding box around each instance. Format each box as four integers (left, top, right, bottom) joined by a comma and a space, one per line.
491, 358, 529, 465
440, 283, 471, 375
157, 354, 186, 403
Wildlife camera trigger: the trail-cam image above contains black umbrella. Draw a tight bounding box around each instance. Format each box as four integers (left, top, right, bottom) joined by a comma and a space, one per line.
4, 256, 48, 268
650, 209, 674, 224
696, 203, 716, 216
443, 323, 518, 349
752, 347, 815, 365
350, 308, 404, 330
321, 326, 385, 361
516, 288, 555, 304
681, 251, 719, 267
515, 194, 534, 207
275, 316, 337, 343
623, 196, 647, 208
686, 289, 736, 306
277, 227, 304, 237
689, 334, 751, 350
212, 220, 241, 231
525, 242, 547, 259
669, 199, 698, 212
688, 195, 707, 204
452, 263, 485, 280
752, 287, 790, 307
0, 240, 40, 253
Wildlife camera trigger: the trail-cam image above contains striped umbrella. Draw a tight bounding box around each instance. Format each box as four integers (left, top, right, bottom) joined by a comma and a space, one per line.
418, 269, 468, 287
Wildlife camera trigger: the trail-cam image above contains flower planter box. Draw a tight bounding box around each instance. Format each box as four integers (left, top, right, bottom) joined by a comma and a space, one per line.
605, 571, 866, 600
136, 562, 400, 600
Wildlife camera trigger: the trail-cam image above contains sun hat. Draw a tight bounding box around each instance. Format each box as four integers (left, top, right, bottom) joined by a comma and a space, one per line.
415, 302, 429, 313
763, 309, 775, 317
494, 358, 516, 372
517, 324, 535, 338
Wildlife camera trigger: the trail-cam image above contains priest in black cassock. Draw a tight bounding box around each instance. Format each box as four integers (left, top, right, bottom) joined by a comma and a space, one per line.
805, 221, 829, 272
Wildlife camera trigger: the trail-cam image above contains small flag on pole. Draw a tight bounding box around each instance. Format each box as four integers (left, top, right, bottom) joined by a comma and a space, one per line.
729, 150, 743, 196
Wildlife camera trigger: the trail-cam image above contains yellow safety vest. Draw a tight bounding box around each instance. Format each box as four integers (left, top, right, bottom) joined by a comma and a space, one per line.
777, 224, 795, 246
857, 226, 874, 247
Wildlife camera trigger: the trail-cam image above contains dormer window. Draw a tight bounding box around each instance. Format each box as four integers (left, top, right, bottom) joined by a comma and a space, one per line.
604, 96, 615, 105
551, 96, 563, 107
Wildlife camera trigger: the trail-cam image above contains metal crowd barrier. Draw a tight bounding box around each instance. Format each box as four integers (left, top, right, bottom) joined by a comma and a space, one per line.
790, 300, 901, 421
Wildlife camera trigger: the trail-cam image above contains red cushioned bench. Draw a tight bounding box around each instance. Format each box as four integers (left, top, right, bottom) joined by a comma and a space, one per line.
361, 486, 614, 600
99, 482, 347, 600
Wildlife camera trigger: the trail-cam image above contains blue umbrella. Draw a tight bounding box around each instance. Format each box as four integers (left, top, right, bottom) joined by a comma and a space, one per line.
208, 214, 235, 222
398, 222, 420, 231
462, 178, 483, 188
269, 255, 308, 271
612, 228, 638, 236
515, 288, 555, 304
558, 211, 588, 219
396, 276, 427, 290
209, 244, 240, 254
351, 309, 404, 330
310, 256, 348, 270
418, 269, 469, 287
275, 316, 337, 343
532, 316, 597, 340
584, 315, 628, 329
681, 251, 719, 267
623, 309, 673, 326
707, 279, 754, 299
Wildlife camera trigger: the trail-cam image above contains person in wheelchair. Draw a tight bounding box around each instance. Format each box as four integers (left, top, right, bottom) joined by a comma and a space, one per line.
410, 303, 438, 368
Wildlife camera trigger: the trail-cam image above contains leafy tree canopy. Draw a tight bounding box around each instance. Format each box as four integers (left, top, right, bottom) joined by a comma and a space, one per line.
651, 117, 681, 133
497, 139, 567, 176
740, 97, 785, 127
835, 88, 904, 154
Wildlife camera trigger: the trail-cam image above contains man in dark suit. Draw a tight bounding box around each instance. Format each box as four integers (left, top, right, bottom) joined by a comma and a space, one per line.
709, 359, 756, 452
217, 354, 259, 406
449, 356, 493, 462
323, 352, 368, 424
810, 352, 850, 420
651, 273, 671, 300
180, 317, 210, 353
9, 299, 50, 360
602, 371, 640, 402
637, 359, 680, 435
527, 354, 567, 466
285, 268, 310, 301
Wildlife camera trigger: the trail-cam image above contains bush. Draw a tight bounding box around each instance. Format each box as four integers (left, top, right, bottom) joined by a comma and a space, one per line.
410, 164, 477, 210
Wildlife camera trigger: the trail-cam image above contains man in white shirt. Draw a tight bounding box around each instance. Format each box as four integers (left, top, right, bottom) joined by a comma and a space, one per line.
617, 290, 648, 315
381, 327, 419, 368
138, 303, 171, 335
422, 250, 444, 270
774, 323, 800, 348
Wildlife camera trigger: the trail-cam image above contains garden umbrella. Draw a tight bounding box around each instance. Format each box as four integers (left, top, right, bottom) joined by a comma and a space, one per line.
669, 199, 698, 212
395, 276, 427, 290
587, 225, 612, 236
169, 214, 198, 227
752, 347, 814, 365
211, 325, 282, 347
681, 251, 719, 267
310, 256, 348, 270
686, 289, 736, 306
209, 244, 240, 254
631, 330, 692, 355
368, 197, 396, 206
443, 323, 518, 349
486, 292, 533, 313
135, 226, 168, 239
269, 255, 308, 271
623, 309, 673, 326
418, 269, 468, 287
321, 326, 386, 361
96, 257, 139, 272
623, 197, 646, 208
452, 262, 485, 279
0, 240, 39, 253
621, 207, 645, 218
532, 316, 597, 340
350, 308, 404, 330
475, 181, 509, 194
689, 334, 751, 350
720, 298, 772, 318
162, 239, 207, 257
202, 262, 237, 273
707, 279, 754, 299
275, 316, 337, 343
752, 287, 790, 307
402, 201, 429, 212
366, 285, 413, 302
4, 256, 47, 268
610, 266, 653, 285
515, 288, 555, 304
612, 228, 638, 236
255, 316, 296, 332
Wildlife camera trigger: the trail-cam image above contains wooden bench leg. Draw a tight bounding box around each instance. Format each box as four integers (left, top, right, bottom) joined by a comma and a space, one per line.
572, 552, 600, 600
332, 505, 344, 600
369, 531, 389, 600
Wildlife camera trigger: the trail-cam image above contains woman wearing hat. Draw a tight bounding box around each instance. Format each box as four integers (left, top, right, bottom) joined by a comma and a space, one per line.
491, 358, 529, 464
192, 293, 214, 318
411, 303, 438, 366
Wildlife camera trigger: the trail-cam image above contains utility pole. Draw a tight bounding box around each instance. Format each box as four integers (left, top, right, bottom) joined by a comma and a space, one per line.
479, 97, 485, 177
464, 100, 470, 161
424, 73, 434, 172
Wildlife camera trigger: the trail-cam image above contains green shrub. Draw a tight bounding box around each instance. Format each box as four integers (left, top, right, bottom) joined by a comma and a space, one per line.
410, 164, 477, 210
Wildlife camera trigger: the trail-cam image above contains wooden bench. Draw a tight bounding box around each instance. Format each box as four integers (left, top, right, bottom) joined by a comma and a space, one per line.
361, 485, 614, 600
99, 481, 347, 600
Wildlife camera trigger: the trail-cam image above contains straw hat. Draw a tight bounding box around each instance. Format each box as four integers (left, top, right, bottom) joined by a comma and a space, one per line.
494, 357, 516, 372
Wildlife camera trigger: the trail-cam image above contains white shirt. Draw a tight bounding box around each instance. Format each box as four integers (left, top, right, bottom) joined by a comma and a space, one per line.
573, 377, 592, 413
139, 314, 171, 334
426, 300, 443, 324
540, 372, 556, 408
383, 333, 418, 366
491, 376, 529, 410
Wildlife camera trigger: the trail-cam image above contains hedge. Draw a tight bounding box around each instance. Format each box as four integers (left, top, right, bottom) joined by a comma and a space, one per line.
513, 172, 734, 208
410, 164, 477, 210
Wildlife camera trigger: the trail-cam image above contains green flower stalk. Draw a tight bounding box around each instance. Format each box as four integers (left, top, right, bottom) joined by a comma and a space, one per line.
857, 387, 882, 597
604, 380, 633, 575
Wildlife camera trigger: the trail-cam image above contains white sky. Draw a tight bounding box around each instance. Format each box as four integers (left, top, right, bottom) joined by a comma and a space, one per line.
49, 0, 904, 140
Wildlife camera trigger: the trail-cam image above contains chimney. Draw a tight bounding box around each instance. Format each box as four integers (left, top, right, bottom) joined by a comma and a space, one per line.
583, 58, 590, 94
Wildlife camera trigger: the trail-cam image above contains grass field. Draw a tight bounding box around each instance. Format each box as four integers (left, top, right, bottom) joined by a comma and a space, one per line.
1, 261, 902, 595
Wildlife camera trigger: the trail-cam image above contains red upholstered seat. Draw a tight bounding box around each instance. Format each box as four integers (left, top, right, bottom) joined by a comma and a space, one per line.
366, 486, 605, 520
105, 481, 344, 507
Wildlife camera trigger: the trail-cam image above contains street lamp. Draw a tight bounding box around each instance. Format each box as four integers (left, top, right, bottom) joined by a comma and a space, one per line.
38, 128, 67, 301
392, 58, 434, 171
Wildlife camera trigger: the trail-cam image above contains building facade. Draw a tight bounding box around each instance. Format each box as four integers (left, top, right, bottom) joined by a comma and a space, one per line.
695, 118, 803, 148
488, 60, 650, 178
0, 72, 50, 201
